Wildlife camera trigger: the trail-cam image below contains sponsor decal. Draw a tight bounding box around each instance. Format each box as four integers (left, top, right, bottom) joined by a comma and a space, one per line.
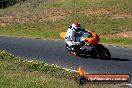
77, 66, 131, 85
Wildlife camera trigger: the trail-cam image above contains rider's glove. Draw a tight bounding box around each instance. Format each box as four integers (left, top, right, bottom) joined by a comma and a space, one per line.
78, 31, 82, 36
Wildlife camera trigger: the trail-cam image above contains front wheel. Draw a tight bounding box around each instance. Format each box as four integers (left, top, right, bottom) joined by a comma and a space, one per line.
65, 44, 80, 56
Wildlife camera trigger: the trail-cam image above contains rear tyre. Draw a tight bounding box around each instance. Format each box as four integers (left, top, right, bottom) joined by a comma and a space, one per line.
91, 47, 98, 59
93, 44, 111, 59
99, 48, 111, 59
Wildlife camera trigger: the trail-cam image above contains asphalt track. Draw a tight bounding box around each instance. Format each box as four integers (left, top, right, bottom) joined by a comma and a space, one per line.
0, 36, 132, 77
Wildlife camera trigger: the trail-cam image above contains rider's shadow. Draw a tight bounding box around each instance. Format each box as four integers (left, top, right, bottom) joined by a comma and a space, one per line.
80, 55, 131, 61
104, 57, 131, 61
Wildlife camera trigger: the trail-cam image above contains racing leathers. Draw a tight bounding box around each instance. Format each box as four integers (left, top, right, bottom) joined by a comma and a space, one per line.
65, 26, 88, 52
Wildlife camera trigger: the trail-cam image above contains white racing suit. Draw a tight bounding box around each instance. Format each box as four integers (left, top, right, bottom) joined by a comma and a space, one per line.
65, 26, 88, 52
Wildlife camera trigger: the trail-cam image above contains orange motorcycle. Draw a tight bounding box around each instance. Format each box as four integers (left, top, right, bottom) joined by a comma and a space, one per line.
60, 31, 111, 59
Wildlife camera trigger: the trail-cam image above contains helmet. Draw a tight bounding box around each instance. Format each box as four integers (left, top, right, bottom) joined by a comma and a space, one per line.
72, 21, 81, 31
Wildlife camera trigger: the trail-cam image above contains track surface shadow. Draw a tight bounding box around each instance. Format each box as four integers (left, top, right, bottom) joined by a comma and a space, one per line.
104, 58, 131, 61
79, 55, 131, 61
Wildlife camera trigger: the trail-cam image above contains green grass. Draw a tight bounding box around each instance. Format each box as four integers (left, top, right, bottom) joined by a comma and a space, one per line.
0, 16, 132, 47
0, 0, 132, 47
0, 50, 113, 88
44, 0, 132, 11
101, 37, 132, 44
0, 16, 132, 37
0, 61, 76, 88
0, 62, 110, 88
0, 22, 62, 39
101, 37, 132, 48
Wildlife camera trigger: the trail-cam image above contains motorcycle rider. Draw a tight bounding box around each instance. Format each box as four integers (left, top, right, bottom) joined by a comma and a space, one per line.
65, 21, 90, 55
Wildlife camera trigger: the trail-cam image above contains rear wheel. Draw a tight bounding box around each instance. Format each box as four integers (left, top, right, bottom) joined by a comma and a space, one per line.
91, 47, 98, 58
98, 48, 111, 59
93, 44, 111, 59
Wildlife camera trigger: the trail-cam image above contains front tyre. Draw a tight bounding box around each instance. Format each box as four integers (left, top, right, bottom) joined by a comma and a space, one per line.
65, 44, 80, 56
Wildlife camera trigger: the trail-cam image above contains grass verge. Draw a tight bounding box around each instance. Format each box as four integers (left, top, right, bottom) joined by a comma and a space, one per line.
0, 50, 115, 88
101, 37, 132, 48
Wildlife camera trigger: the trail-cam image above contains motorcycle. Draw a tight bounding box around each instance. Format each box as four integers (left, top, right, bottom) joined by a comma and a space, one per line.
60, 31, 111, 59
